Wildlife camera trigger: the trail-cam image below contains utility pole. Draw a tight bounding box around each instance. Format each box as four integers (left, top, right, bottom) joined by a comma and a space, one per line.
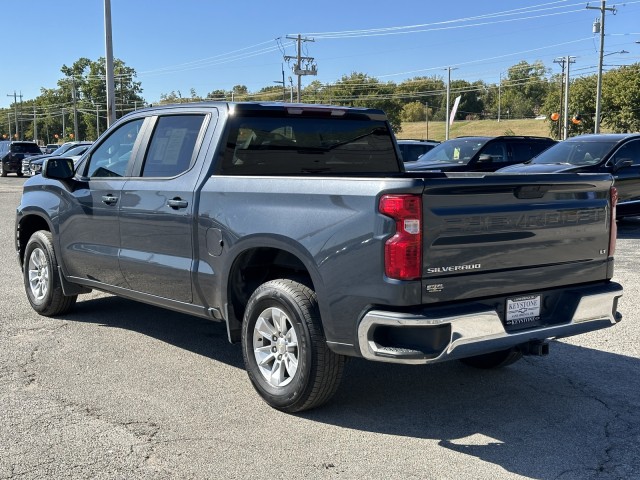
62, 108, 66, 141
425, 102, 429, 140
284, 35, 317, 103
33, 106, 38, 143
562, 56, 576, 140
6, 92, 19, 139
554, 57, 567, 139
104, 0, 116, 126
71, 77, 79, 140
273, 64, 286, 102
587, 0, 616, 134
497, 72, 502, 122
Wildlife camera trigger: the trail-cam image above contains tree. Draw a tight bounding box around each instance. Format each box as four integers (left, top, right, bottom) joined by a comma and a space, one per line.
401, 102, 428, 123
602, 63, 640, 132
501, 60, 550, 119
325, 72, 402, 132
56, 57, 144, 141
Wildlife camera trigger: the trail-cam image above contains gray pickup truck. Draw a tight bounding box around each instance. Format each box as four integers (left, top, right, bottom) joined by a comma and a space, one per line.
15, 102, 623, 412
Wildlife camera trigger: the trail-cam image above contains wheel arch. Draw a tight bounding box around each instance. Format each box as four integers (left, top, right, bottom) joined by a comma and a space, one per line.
17, 211, 55, 268
222, 236, 326, 343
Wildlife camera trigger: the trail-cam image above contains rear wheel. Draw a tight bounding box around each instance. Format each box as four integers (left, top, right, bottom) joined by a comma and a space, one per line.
0, 162, 6, 177
459, 348, 523, 369
23, 230, 77, 316
241, 279, 345, 412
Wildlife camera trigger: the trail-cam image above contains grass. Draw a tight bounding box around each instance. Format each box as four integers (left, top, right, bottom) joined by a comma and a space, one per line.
397, 118, 555, 141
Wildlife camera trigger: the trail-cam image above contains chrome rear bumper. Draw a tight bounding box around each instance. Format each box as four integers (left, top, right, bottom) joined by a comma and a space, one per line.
357, 282, 623, 364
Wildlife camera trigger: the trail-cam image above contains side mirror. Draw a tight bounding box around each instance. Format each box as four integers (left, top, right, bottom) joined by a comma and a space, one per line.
613, 158, 634, 172
42, 157, 75, 180
477, 154, 493, 163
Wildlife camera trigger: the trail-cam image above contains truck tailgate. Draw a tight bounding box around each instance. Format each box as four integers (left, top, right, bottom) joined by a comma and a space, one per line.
419, 173, 615, 304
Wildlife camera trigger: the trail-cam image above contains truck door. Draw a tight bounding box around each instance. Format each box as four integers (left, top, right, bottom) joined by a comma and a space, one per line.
118, 113, 210, 303
60, 117, 147, 287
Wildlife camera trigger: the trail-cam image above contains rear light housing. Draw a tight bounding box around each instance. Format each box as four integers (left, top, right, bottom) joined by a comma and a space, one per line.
379, 194, 422, 280
609, 186, 617, 256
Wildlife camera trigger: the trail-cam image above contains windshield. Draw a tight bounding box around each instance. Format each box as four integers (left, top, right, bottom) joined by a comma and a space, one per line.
529, 140, 618, 165
12, 143, 42, 154
50, 143, 77, 156
64, 145, 90, 157
415, 138, 489, 165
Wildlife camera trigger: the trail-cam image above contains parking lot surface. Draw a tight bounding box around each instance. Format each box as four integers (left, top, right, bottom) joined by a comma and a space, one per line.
2, 177, 639, 479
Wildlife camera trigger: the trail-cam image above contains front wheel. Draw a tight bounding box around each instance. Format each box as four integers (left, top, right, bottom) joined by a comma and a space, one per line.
241, 279, 345, 413
23, 230, 77, 316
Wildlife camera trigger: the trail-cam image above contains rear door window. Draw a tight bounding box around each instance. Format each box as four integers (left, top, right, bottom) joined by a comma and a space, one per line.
140, 115, 205, 177
611, 140, 640, 166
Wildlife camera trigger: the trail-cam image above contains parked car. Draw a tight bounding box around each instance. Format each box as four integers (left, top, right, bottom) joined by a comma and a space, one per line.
396, 139, 439, 163
27, 144, 92, 176
406, 136, 556, 172
44, 143, 60, 154
22, 141, 93, 176
498, 133, 640, 218
0, 141, 43, 177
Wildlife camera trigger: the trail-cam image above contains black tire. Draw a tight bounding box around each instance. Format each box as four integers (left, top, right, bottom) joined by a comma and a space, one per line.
23, 230, 77, 316
459, 348, 523, 369
241, 279, 345, 413
17, 170, 23, 177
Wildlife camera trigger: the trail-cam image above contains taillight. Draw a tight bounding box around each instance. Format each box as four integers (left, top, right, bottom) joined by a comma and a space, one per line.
609, 186, 617, 255
379, 194, 422, 280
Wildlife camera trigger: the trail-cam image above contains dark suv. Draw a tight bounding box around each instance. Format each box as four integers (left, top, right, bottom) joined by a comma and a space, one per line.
406, 135, 556, 172
396, 139, 439, 163
498, 133, 640, 219
0, 141, 42, 177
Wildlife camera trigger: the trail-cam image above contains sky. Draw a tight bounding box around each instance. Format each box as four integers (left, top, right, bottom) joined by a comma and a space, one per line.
1, 0, 640, 110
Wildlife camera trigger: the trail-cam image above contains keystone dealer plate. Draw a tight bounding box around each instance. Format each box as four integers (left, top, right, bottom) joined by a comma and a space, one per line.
505, 295, 541, 326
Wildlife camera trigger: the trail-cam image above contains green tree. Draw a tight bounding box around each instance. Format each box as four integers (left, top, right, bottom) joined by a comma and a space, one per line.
401, 101, 428, 123
326, 72, 402, 132
602, 63, 640, 132
501, 60, 550, 119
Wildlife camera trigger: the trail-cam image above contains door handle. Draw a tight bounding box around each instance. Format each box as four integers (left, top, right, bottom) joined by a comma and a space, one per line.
101, 194, 118, 205
167, 198, 188, 209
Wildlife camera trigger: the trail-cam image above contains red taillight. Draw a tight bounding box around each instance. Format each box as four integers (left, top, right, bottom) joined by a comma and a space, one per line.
609, 186, 618, 255
379, 194, 422, 280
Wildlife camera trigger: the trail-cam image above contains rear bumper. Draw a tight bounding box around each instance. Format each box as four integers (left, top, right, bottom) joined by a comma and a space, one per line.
357, 282, 623, 364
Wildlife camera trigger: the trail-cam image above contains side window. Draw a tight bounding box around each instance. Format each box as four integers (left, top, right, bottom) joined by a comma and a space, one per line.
86, 118, 145, 178
611, 140, 640, 166
479, 142, 507, 163
141, 115, 205, 177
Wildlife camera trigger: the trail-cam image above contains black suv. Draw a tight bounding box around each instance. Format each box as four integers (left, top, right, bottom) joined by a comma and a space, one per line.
396, 139, 439, 163
406, 135, 556, 172
0, 141, 42, 177
498, 133, 640, 219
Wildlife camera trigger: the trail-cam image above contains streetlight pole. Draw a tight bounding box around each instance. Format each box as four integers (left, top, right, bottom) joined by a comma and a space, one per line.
104, 0, 116, 126
497, 72, 502, 122
425, 102, 429, 140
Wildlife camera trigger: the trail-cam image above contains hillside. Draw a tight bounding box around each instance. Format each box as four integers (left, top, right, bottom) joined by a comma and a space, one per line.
397, 118, 554, 141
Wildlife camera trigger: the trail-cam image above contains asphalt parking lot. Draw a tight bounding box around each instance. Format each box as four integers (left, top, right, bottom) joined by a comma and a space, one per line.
2, 176, 639, 479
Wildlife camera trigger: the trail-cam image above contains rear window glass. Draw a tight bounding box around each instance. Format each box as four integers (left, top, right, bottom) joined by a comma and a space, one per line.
11, 143, 41, 154
220, 115, 398, 175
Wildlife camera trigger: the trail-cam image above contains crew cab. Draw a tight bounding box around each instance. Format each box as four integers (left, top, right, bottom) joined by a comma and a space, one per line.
15, 102, 623, 412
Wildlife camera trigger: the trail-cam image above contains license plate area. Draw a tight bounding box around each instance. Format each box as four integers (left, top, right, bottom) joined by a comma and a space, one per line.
505, 295, 541, 330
